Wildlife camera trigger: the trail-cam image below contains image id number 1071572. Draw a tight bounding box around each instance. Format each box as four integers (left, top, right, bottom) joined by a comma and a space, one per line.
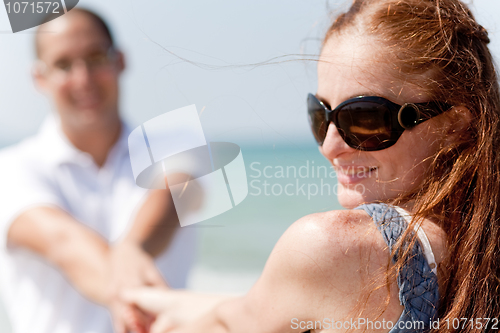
429, 318, 499, 330
5, 2, 60, 14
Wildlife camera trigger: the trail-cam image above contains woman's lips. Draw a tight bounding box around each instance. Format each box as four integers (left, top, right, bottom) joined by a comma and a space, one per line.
334, 166, 378, 185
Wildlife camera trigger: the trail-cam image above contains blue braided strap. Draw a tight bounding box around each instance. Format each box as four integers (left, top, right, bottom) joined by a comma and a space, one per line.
355, 203, 439, 332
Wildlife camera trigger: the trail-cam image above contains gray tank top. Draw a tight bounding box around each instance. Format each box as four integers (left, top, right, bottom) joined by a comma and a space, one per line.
356, 203, 439, 333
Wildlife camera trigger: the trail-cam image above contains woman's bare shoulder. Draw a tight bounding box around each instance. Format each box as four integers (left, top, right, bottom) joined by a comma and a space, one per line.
267, 209, 387, 293
275, 209, 386, 263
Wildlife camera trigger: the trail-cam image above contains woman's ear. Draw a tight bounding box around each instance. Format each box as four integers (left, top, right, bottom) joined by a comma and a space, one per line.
443, 105, 472, 145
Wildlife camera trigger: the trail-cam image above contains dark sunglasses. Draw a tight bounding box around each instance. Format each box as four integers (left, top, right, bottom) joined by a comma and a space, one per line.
307, 93, 452, 151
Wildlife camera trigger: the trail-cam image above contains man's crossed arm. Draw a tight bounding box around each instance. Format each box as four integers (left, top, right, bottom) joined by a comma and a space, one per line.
7, 189, 179, 333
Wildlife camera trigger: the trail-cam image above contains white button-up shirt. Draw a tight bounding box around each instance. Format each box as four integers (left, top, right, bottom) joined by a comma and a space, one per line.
0, 116, 196, 333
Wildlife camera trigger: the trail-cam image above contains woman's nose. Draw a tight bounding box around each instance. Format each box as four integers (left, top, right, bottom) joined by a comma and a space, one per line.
320, 122, 357, 158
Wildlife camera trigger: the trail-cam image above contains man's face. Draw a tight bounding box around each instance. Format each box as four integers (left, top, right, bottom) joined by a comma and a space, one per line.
35, 14, 124, 131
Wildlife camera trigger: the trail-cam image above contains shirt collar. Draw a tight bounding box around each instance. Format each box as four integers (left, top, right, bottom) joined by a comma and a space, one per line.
38, 114, 131, 168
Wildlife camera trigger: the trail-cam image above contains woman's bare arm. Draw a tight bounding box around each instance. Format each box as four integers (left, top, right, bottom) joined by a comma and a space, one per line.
173, 209, 402, 333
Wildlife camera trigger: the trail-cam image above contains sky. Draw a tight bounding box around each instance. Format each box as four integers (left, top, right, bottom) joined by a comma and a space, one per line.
0, 0, 499, 148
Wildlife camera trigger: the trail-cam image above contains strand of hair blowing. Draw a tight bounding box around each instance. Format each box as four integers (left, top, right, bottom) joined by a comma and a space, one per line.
326, 0, 500, 332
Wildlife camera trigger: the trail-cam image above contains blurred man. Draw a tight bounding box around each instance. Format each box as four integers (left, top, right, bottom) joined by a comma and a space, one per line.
0, 8, 196, 333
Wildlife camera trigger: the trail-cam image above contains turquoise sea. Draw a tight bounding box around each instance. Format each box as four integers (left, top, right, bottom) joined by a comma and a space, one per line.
187, 144, 344, 292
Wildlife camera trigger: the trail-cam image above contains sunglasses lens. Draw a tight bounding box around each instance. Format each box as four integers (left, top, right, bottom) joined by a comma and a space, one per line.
308, 95, 328, 144
336, 102, 394, 150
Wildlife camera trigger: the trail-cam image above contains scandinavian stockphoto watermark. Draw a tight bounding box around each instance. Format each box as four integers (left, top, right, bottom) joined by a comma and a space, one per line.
291, 317, 500, 331
3, 0, 79, 33
128, 105, 249, 227
248, 162, 378, 199
291, 317, 425, 331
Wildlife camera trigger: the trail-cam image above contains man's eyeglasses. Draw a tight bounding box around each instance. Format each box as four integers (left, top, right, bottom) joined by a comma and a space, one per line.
36, 47, 118, 80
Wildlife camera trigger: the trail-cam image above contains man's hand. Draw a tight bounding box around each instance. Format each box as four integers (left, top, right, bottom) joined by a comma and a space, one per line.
108, 241, 168, 333
108, 187, 179, 333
